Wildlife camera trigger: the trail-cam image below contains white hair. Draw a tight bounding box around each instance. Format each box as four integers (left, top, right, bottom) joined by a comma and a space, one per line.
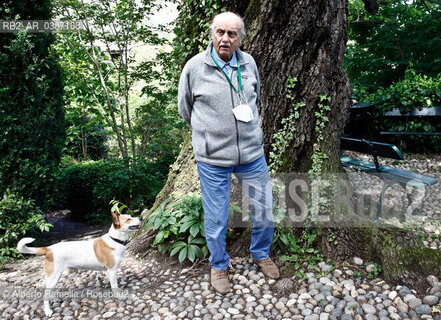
210, 12, 246, 40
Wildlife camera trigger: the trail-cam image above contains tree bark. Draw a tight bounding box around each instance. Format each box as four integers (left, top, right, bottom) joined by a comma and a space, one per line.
241, 0, 352, 173
130, 0, 441, 286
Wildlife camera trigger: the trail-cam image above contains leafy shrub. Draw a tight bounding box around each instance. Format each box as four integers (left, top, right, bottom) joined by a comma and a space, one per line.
346, 0, 441, 92
146, 194, 208, 263
0, 190, 52, 258
366, 67, 441, 114
57, 156, 168, 222
352, 67, 441, 153
0, 1, 65, 210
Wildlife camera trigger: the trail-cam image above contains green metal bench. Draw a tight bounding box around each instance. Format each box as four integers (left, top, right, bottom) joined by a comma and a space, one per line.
380, 106, 441, 137
340, 136, 438, 221
379, 106, 441, 150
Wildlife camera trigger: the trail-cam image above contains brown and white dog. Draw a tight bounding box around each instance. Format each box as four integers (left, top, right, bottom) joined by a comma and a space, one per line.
16, 208, 142, 317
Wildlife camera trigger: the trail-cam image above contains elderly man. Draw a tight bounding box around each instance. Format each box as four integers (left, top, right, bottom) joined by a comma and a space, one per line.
178, 12, 279, 293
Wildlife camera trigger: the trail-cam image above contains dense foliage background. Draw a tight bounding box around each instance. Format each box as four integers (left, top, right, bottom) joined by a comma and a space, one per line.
0, 0, 65, 208
346, 0, 441, 95
0, 0, 65, 257
345, 0, 441, 152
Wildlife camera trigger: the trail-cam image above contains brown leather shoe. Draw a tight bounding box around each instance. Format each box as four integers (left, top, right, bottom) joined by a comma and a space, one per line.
210, 268, 230, 293
253, 258, 280, 279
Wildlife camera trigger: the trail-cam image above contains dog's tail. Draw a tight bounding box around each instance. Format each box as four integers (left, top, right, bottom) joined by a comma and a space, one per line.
17, 237, 42, 255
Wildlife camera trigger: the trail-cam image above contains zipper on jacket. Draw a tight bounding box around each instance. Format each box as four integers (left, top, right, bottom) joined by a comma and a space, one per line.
230, 83, 241, 165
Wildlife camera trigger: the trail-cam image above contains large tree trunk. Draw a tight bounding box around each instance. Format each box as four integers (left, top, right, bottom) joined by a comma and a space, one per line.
130, 0, 441, 286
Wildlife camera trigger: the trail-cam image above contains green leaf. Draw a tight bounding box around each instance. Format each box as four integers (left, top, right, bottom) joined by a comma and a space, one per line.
180, 215, 194, 223
153, 218, 162, 230
170, 245, 183, 257
193, 246, 204, 258
190, 224, 200, 237
187, 245, 196, 262
166, 216, 176, 225
159, 196, 173, 210
190, 237, 206, 245
180, 220, 195, 233
154, 230, 168, 244
178, 246, 188, 263
171, 241, 186, 249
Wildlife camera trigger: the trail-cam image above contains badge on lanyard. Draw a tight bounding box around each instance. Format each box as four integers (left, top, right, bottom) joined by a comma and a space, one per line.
211, 51, 254, 123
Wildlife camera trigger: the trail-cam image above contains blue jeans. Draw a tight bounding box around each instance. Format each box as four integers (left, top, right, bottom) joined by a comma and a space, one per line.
197, 155, 274, 271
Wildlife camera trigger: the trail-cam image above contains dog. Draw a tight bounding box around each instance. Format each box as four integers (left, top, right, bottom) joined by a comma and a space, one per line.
16, 208, 142, 317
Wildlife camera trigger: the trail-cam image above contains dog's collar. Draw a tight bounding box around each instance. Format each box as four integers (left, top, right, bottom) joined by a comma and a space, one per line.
109, 236, 130, 246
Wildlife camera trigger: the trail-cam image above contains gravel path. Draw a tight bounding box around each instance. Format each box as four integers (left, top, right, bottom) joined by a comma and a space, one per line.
343, 152, 441, 222
1, 252, 440, 320
0, 153, 440, 320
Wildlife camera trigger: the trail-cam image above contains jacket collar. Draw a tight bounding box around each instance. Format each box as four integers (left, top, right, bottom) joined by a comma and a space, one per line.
204, 42, 249, 67
211, 47, 237, 69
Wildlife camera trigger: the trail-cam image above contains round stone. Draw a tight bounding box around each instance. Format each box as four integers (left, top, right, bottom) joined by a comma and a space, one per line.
362, 303, 377, 314
275, 301, 285, 310
388, 291, 398, 300
378, 309, 388, 317
321, 264, 333, 273
321, 285, 333, 293
320, 313, 330, 320
422, 295, 439, 306
403, 294, 417, 303
398, 287, 411, 297
427, 275, 438, 286
286, 299, 296, 308
299, 293, 312, 300
325, 305, 334, 313
414, 305, 432, 315
396, 300, 409, 313
275, 278, 295, 292
103, 311, 116, 318
302, 308, 313, 316
227, 308, 240, 315
332, 308, 343, 317
408, 298, 423, 310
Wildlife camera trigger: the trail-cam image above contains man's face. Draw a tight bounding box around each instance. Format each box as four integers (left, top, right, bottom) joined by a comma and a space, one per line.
212, 15, 241, 62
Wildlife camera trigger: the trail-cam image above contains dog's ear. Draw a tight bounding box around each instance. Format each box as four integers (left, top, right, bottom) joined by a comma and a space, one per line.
111, 207, 121, 228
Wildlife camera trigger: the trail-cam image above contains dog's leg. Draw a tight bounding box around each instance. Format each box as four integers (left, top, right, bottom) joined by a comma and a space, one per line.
43, 269, 63, 317
106, 269, 118, 289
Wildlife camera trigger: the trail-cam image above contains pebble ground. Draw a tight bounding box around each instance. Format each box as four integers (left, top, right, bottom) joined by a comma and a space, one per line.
1, 253, 440, 320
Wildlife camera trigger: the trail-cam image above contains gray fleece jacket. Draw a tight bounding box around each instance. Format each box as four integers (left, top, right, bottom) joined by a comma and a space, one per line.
178, 43, 264, 167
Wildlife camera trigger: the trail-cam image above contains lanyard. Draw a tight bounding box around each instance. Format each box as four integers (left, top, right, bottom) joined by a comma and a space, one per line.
211, 51, 243, 93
